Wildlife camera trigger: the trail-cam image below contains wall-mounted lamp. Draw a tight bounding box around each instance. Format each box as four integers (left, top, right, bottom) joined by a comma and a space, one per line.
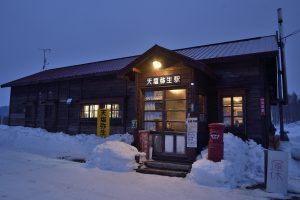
152, 60, 162, 69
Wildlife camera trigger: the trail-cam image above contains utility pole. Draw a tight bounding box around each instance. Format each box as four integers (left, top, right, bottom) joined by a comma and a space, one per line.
40, 48, 52, 70
277, 8, 289, 141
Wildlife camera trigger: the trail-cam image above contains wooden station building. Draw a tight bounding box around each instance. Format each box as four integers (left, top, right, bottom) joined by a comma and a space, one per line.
1, 35, 279, 162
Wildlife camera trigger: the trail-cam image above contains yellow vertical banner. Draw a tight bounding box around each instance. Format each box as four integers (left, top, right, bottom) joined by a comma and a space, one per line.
97, 109, 110, 137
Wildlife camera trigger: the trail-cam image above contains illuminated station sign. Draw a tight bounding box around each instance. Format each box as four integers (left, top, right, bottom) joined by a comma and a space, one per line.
146, 75, 181, 86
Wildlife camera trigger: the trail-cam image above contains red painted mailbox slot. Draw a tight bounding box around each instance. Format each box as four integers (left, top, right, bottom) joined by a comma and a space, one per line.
208, 123, 225, 162
138, 130, 150, 159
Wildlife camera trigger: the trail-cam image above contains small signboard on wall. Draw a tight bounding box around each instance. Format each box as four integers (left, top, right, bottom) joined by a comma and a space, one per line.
97, 109, 110, 137
186, 117, 198, 148
260, 97, 265, 116
131, 119, 137, 129
266, 150, 288, 195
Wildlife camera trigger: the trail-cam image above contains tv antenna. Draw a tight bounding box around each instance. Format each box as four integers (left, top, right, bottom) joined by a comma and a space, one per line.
40, 48, 52, 70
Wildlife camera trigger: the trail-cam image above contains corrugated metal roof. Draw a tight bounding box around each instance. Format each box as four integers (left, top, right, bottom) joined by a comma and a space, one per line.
175, 35, 278, 60
2, 56, 137, 87
1, 35, 278, 87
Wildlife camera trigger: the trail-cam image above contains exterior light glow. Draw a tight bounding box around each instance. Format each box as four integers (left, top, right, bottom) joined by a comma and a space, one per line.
153, 61, 162, 69
169, 89, 184, 95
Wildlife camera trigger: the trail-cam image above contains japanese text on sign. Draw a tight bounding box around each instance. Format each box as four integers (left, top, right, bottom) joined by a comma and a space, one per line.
266, 150, 288, 195
146, 75, 181, 86
186, 117, 198, 148
97, 109, 110, 137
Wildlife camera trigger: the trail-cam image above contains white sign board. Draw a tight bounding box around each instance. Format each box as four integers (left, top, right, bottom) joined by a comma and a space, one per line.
266, 150, 288, 195
186, 117, 197, 148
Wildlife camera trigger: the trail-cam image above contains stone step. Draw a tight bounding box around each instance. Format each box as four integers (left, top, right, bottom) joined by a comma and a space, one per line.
144, 161, 191, 172
136, 167, 188, 178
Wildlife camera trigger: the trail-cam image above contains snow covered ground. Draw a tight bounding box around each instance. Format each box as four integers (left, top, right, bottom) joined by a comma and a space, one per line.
0, 124, 300, 200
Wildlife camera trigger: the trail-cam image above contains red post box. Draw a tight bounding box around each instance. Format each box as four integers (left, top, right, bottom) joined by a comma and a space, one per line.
208, 123, 225, 162
138, 130, 150, 159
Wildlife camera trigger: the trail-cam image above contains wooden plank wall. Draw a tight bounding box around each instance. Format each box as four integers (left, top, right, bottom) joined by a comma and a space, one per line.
9, 74, 136, 135
208, 56, 272, 147
9, 86, 26, 126
7, 55, 275, 148
194, 70, 216, 149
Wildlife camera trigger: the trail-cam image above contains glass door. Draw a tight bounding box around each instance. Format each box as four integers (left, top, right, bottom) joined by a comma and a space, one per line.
165, 89, 186, 154
144, 91, 164, 154
143, 89, 187, 155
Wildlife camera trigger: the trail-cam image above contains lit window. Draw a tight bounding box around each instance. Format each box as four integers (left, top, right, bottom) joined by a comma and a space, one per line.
90, 105, 99, 118
222, 96, 243, 127
104, 104, 121, 119
81, 105, 99, 118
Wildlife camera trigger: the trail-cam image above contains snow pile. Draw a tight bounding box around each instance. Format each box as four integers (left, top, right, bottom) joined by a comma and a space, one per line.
277, 121, 300, 176
277, 121, 300, 193
291, 148, 300, 160
0, 125, 133, 159
284, 121, 300, 160
189, 133, 264, 188
86, 141, 139, 172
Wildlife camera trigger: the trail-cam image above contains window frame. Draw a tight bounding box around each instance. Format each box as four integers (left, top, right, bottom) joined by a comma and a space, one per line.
81, 104, 99, 119
143, 88, 187, 133
220, 94, 246, 131
104, 103, 122, 119
198, 93, 207, 122
80, 103, 122, 120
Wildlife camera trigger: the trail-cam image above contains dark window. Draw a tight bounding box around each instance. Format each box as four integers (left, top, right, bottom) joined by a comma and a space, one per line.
45, 105, 54, 119
222, 96, 243, 128
25, 105, 34, 120
199, 94, 206, 122
199, 94, 205, 114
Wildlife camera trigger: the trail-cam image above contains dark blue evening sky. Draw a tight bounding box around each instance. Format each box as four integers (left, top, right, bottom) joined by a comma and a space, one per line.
0, 0, 300, 106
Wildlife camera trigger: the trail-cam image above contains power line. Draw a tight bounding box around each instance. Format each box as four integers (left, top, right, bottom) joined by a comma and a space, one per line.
282, 28, 300, 40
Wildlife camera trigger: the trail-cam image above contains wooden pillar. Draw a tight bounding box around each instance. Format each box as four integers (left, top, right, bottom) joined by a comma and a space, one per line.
66, 80, 70, 133
123, 78, 128, 133
8, 87, 13, 126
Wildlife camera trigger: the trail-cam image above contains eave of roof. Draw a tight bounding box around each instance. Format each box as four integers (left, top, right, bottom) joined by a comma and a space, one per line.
1, 35, 278, 88
120, 44, 216, 79
1, 56, 137, 88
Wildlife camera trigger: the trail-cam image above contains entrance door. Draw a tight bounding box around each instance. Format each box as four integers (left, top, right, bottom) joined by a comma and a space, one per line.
143, 89, 187, 157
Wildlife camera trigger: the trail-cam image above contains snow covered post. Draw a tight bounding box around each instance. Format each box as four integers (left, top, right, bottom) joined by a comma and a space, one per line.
208, 123, 225, 162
